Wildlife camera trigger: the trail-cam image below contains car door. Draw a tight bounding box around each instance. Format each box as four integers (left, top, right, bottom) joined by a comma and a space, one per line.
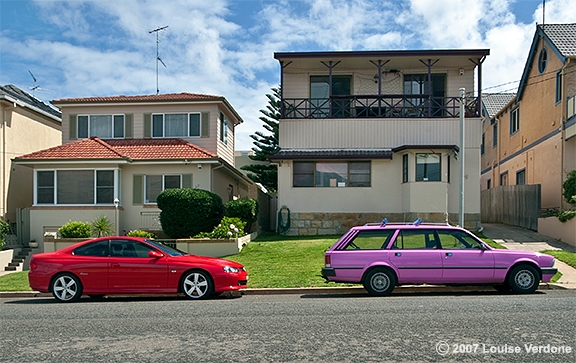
387, 229, 443, 284
436, 230, 496, 283
108, 239, 169, 291
70, 239, 110, 291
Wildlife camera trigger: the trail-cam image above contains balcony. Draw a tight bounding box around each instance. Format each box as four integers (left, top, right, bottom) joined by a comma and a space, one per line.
281, 95, 480, 119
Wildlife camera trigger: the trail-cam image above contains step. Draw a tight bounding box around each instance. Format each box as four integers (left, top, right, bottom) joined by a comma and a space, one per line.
8, 262, 22, 267
4, 266, 17, 271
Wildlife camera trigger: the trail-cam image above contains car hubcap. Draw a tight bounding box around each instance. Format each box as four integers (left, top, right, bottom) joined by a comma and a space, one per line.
54, 276, 77, 301
515, 270, 535, 289
184, 273, 208, 298
371, 272, 390, 292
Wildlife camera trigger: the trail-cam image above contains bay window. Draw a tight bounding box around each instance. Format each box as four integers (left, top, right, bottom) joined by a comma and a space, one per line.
293, 161, 370, 187
416, 154, 441, 181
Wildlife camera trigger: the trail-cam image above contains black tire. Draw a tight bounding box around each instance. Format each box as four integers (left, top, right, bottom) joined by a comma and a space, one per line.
181, 270, 213, 300
507, 265, 539, 294
88, 294, 105, 300
51, 273, 83, 302
363, 268, 396, 296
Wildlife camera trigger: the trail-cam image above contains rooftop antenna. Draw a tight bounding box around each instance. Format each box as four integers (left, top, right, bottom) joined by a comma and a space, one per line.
542, 0, 545, 25
28, 70, 39, 96
149, 25, 168, 94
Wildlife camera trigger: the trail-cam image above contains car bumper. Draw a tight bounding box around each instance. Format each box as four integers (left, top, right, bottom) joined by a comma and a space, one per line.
541, 268, 558, 282
321, 267, 336, 279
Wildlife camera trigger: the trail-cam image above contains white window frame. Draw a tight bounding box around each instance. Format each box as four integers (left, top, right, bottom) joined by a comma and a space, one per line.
34, 168, 119, 206
151, 113, 201, 138
77, 114, 125, 139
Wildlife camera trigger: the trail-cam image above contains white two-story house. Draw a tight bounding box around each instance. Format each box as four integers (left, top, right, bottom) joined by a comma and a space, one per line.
271, 49, 489, 235
14, 93, 255, 247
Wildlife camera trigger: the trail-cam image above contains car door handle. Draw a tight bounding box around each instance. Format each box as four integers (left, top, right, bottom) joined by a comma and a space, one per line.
445, 253, 453, 257
395, 252, 402, 257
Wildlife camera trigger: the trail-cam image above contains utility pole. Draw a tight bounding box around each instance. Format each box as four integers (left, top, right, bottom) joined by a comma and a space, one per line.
459, 88, 466, 227
149, 26, 168, 94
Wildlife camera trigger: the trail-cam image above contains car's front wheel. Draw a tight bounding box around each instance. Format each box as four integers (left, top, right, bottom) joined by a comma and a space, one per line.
182, 270, 213, 299
508, 265, 539, 294
52, 273, 83, 302
363, 268, 396, 296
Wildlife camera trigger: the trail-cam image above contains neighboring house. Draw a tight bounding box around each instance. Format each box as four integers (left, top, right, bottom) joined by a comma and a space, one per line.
13, 93, 255, 247
480, 23, 576, 211
0, 85, 62, 243
271, 49, 490, 235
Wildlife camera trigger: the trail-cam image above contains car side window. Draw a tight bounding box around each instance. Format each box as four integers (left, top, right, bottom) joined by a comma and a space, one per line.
437, 230, 483, 249
110, 240, 154, 258
344, 230, 394, 250
73, 240, 109, 257
392, 230, 439, 249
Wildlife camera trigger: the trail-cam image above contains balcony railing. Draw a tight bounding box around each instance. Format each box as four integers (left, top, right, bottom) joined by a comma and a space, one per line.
281, 95, 479, 119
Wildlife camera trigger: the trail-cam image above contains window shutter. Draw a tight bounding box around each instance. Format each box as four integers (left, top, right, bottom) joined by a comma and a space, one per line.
182, 174, 193, 188
144, 113, 151, 138
201, 112, 210, 138
125, 114, 133, 139
69, 114, 77, 140
133, 174, 143, 204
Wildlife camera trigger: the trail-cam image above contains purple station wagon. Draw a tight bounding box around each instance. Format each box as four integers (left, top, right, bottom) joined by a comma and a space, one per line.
321, 220, 557, 296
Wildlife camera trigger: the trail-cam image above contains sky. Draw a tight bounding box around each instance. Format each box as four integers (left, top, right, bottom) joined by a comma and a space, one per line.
1, 0, 575, 150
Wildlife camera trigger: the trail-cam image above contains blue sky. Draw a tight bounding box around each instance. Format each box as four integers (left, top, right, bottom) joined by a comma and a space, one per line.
1, 0, 575, 149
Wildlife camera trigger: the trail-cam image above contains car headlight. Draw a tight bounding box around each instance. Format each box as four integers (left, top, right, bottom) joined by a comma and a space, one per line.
223, 266, 240, 273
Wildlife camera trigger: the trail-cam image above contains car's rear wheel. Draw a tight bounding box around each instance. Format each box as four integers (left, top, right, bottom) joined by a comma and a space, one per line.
182, 270, 213, 299
508, 265, 539, 294
52, 273, 83, 302
363, 268, 396, 296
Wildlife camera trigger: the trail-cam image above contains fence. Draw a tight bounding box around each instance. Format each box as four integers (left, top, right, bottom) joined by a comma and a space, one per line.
480, 184, 541, 230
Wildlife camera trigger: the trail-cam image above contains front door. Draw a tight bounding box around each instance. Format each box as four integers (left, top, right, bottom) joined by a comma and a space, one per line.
310, 75, 351, 118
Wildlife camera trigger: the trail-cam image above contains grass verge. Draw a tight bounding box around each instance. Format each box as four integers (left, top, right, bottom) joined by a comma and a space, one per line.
0, 271, 31, 292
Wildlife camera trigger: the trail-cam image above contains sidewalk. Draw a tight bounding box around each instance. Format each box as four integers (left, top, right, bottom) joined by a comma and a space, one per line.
482, 223, 576, 289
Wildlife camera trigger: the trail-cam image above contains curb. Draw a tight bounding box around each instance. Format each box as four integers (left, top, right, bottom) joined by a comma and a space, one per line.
0, 283, 569, 299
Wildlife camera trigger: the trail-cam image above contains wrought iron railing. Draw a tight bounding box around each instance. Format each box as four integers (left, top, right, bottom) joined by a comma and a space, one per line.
281, 95, 479, 119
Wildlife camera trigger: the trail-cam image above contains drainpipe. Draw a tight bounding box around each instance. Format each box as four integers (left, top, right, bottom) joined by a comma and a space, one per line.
559, 58, 570, 212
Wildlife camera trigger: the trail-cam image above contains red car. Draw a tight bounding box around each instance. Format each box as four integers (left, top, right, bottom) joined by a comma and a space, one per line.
29, 236, 248, 302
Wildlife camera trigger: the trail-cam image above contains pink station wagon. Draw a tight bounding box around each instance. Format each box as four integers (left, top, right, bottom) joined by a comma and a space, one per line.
321, 220, 557, 296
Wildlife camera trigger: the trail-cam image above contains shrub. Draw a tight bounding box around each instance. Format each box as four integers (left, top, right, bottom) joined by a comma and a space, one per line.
157, 188, 224, 239
194, 217, 246, 239
225, 198, 258, 233
0, 219, 9, 249
127, 230, 157, 239
558, 210, 576, 223
59, 221, 91, 238
91, 215, 115, 237
563, 170, 576, 205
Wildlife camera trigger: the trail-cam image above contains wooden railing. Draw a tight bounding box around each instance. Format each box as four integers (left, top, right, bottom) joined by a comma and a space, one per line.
281, 95, 479, 119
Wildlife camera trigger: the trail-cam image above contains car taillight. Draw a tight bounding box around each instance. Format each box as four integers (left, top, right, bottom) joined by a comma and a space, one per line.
30, 260, 37, 270
325, 255, 331, 267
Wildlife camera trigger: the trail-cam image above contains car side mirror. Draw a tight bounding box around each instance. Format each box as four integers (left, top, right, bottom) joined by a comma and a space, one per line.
148, 250, 164, 258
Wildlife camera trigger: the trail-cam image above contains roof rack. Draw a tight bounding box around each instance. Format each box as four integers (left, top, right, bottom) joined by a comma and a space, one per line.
363, 218, 452, 227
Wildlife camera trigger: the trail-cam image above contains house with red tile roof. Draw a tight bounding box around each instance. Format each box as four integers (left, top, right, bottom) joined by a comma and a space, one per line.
13, 92, 255, 247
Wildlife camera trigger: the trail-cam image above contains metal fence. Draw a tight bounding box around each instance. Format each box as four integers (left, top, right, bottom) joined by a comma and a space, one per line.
480, 184, 541, 231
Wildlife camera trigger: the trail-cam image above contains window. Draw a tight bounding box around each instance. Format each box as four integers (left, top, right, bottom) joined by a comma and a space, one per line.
344, 230, 395, 250
293, 161, 371, 187
510, 107, 520, 134
393, 230, 440, 249
402, 154, 409, 183
36, 170, 116, 205
481, 133, 485, 155
487, 179, 491, 189
516, 169, 526, 185
219, 112, 228, 144
73, 240, 109, 257
77, 115, 124, 139
492, 122, 498, 147
538, 48, 547, 74
310, 75, 351, 118
152, 113, 201, 137
556, 70, 562, 104
500, 171, 508, 186
110, 239, 154, 258
436, 230, 483, 249
404, 74, 446, 116
145, 175, 182, 203
416, 154, 441, 181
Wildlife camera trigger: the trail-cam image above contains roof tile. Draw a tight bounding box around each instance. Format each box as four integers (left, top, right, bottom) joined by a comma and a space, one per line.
52, 92, 222, 104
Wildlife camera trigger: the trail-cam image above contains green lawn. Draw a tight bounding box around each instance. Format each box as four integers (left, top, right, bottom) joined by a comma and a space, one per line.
540, 250, 576, 269
0, 271, 31, 291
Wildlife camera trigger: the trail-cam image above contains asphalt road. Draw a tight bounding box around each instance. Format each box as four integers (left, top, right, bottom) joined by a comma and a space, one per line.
1, 290, 575, 363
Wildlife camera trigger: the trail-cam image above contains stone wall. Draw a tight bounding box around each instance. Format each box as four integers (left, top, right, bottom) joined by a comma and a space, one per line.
286, 212, 481, 236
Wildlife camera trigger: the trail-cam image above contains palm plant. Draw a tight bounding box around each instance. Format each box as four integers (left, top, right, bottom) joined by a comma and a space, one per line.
91, 215, 115, 237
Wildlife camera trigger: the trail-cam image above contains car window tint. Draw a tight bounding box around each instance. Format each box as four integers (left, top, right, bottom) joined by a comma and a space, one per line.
110, 240, 155, 258
393, 230, 439, 249
437, 230, 483, 249
73, 240, 109, 257
344, 230, 394, 250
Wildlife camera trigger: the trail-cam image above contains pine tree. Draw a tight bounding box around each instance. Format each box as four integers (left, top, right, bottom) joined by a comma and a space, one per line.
241, 87, 280, 192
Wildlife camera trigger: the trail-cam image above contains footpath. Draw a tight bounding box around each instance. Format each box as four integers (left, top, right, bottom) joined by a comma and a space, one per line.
1, 223, 575, 298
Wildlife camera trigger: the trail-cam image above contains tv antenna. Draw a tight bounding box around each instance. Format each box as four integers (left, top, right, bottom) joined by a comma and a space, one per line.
149, 25, 168, 94
28, 70, 39, 95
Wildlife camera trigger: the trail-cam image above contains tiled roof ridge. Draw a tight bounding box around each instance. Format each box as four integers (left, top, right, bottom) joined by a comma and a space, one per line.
52, 92, 223, 103
90, 137, 128, 159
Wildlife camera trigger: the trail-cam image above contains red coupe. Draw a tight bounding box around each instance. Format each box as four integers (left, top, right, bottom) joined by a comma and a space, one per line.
29, 236, 248, 302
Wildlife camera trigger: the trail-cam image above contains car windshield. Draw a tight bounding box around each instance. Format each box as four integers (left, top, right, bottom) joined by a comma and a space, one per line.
145, 240, 188, 257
